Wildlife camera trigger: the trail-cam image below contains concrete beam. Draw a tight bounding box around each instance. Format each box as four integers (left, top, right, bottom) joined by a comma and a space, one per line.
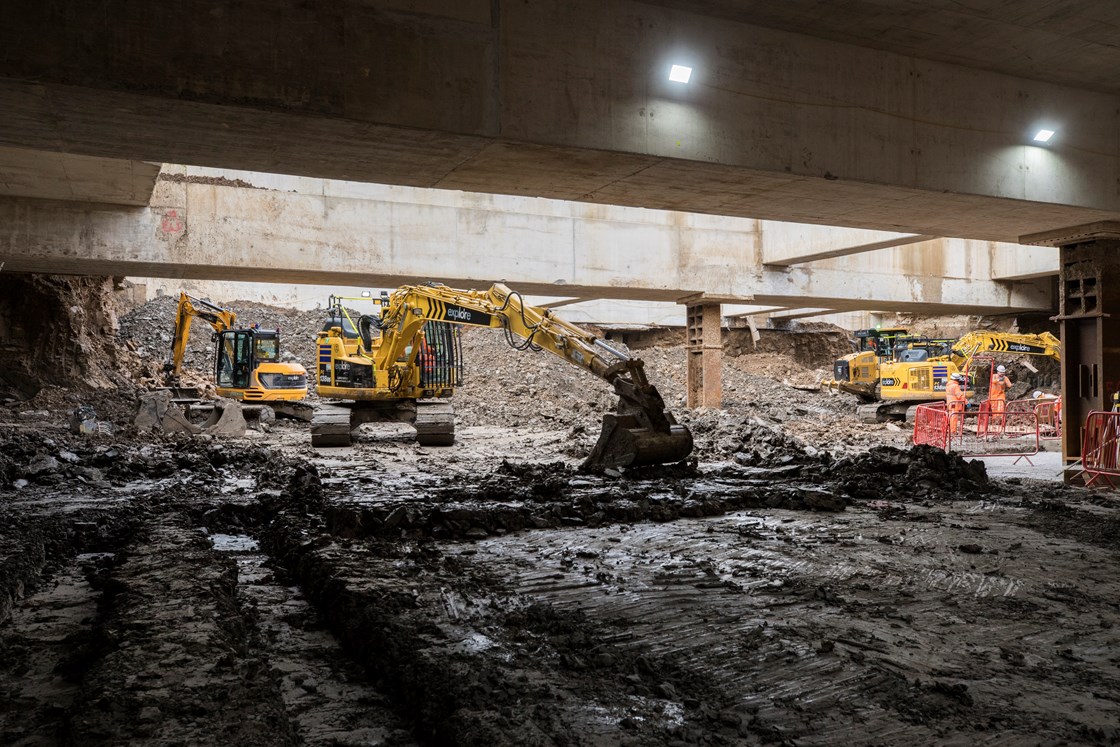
0, 175, 1053, 315
724, 305, 791, 318
0, 2, 1118, 239
990, 243, 1059, 281
761, 223, 937, 266
0, 146, 158, 206
766, 308, 839, 321
535, 297, 589, 309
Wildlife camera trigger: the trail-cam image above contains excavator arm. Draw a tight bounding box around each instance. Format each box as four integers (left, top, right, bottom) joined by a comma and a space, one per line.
164, 292, 238, 383
370, 282, 693, 469
948, 331, 1061, 369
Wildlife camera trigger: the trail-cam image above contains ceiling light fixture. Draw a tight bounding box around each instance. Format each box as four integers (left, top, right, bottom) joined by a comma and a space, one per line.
1033, 129, 1055, 143
668, 64, 692, 83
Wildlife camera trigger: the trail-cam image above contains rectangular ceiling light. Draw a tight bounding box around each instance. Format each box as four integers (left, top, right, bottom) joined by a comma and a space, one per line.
668, 64, 692, 83
1033, 129, 1055, 143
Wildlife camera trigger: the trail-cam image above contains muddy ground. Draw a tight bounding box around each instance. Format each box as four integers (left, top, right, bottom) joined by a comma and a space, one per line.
1, 286, 1105, 745
2, 402, 1117, 746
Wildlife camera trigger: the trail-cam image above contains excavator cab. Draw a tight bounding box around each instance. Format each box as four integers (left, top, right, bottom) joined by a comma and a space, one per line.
216, 330, 253, 389
213, 328, 307, 401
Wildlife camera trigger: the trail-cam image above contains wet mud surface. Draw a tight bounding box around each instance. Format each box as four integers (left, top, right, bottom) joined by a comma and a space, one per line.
2, 420, 1119, 745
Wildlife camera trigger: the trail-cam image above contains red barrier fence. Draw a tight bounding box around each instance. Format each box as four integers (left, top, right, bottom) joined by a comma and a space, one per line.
913, 400, 1040, 462
1033, 399, 1062, 441
1082, 411, 1120, 488
913, 403, 949, 450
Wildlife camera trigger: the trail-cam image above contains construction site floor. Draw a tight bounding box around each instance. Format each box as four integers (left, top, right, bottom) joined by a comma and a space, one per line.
2, 419, 1117, 746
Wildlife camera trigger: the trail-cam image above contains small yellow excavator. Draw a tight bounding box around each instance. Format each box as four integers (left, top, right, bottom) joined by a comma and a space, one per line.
165, 292, 309, 403
849, 330, 1061, 422
312, 282, 694, 469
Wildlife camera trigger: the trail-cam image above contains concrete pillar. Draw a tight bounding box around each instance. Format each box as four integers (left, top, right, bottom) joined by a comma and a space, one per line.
1023, 222, 1120, 473
685, 303, 722, 409
1056, 239, 1120, 466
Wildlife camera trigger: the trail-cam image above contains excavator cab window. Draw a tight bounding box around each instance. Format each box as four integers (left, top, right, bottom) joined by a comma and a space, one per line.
322, 313, 359, 339
215, 331, 253, 389
254, 333, 279, 362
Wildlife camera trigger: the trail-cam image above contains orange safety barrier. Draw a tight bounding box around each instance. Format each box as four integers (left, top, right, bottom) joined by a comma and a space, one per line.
913, 403, 950, 450
913, 401, 1040, 463
1033, 399, 1062, 441
1081, 411, 1120, 488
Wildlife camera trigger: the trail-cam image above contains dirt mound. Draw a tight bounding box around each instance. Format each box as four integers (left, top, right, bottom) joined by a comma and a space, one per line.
117, 294, 330, 380
0, 425, 295, 491
831, 445, 989, 500
111, 293, 907, 456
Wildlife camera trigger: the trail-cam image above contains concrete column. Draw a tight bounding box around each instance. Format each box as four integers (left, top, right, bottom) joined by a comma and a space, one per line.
1057, 239, 1120, 466
685, 303, 722, 409
1023, 222, 1120, 473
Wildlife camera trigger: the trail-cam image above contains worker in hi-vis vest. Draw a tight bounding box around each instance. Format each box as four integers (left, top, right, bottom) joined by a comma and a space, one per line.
947, 372, 967, 434
990, 364, 1012, 422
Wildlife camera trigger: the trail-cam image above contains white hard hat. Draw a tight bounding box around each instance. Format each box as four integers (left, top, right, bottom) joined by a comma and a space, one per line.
1033, 390, 1043, 398
951, 372, 964, 381
996, 365, 1007, 373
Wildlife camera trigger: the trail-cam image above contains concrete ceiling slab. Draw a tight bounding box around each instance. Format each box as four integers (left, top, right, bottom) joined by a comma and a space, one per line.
643, 0, 1120, 94
0, 146, 159, 206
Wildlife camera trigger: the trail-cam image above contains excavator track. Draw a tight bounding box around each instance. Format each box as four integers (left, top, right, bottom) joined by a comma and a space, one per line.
413, 400, 455, 446
310, 404, 354, 447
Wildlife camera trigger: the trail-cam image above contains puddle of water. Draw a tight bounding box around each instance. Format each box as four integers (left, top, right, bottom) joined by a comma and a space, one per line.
209, 533, 260, 552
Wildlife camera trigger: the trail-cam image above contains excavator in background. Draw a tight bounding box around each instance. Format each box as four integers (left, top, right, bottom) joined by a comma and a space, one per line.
165, 292, 309, 405
312, 282, 694, 470
845, 330, 1061, 422
824, 327, 913, 399
823, 327, 955, 399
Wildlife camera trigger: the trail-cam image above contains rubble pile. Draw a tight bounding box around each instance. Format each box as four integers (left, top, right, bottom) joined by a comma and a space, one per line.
117, 295, 330, 379
831, 445, 990, 500
0, 425, 296, 492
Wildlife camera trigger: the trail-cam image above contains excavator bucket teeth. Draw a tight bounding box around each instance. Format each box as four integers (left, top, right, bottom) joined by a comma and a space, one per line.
583, 413, 694, 470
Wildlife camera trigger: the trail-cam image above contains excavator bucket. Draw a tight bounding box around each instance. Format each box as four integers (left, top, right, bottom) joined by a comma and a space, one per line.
583, 413, 694, 470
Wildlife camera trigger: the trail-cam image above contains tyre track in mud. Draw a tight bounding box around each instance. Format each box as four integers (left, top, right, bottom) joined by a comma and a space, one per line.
461, 503, 1120, 745
262, 509, 740, 746
67, 518, 299, 746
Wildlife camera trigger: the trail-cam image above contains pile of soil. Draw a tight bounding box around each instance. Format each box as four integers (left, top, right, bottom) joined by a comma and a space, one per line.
831, 445, 990, 500
0, 425, 293, 492
113, 291, 889, 454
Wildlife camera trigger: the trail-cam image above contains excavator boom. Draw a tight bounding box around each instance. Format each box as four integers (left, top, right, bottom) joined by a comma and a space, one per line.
165, 292, 238, 382
317, 282, 693, 469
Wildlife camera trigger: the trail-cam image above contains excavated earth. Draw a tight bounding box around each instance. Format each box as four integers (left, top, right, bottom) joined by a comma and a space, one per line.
1, 290, 1112, 746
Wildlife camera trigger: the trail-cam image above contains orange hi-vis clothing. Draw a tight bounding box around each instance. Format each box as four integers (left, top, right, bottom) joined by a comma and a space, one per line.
990, 372, 1011, 401
946, 379, 966, 431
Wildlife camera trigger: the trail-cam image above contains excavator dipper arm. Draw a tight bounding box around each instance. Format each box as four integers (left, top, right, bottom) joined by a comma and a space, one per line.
164, 292, 238, 383
374, 283, 694, 469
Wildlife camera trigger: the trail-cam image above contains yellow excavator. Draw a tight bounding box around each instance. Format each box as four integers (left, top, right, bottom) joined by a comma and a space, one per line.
846, 330, 1061, 422
823, 327, 914, 399
165, 292, 309, 403
312, 282, 694, 470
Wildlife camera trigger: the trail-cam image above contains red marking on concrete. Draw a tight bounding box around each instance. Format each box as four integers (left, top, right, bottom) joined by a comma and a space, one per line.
160, 210, 185, 234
